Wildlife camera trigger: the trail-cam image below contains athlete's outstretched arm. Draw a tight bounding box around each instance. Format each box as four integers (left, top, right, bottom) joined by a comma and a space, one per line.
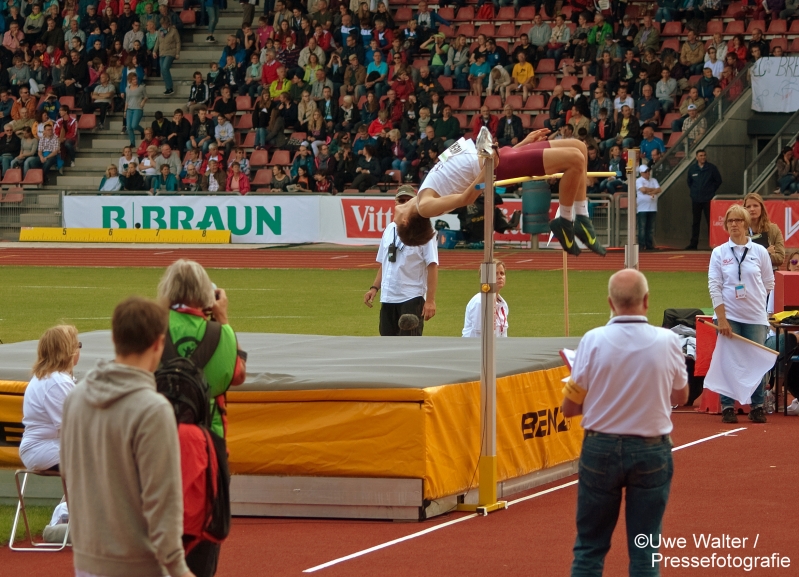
417, 169, 486, 218
514, 128, 551, 148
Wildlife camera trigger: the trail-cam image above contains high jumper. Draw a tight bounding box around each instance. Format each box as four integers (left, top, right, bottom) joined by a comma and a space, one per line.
393, 127, 605, 256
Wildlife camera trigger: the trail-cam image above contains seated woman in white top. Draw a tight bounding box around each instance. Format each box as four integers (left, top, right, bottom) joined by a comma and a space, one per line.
19, 325, 81, 472
463, 259, 509, 338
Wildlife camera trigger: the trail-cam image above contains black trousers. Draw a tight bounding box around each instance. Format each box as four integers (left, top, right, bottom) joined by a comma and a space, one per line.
379, 296, 425, 336
186, 540, 220, 577
689, 200, 711, 247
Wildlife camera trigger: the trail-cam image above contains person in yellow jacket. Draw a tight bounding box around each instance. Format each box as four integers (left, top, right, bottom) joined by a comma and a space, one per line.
506, 51, 535, 102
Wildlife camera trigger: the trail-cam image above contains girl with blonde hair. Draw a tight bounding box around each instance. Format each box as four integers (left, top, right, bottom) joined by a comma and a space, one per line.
20, 325, 80, 471
744, 192, 785, 269
463, 260, 509, 338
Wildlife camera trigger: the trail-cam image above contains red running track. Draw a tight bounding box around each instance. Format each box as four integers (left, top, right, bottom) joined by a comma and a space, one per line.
2, 412, 795, 576
0, 247, 711, 272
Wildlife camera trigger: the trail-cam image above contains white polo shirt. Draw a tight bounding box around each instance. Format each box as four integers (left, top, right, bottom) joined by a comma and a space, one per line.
571, 316, 687, 436
635, 175, 661, 213
708, 239, 774, 326
462, 293, 509, 338
377, 222, 439, 304
20, 371, 76, 471
419, 138, 481, 198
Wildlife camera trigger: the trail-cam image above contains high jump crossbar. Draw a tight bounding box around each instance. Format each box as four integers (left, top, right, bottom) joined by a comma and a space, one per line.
495, 172, 617, 187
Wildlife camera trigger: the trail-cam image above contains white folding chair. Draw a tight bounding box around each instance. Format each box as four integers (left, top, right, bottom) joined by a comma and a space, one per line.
8, 469, 70, 552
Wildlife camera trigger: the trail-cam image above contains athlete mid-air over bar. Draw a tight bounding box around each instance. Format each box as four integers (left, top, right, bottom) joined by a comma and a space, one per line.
393, 126, 605, 256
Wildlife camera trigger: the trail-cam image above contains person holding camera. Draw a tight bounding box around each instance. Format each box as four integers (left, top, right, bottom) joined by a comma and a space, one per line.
364, 185, 438, 336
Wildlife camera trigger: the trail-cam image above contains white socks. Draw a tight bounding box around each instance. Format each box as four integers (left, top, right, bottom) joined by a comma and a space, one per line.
559, 204, 573, 221
559, 201, 587, 221
575, 200, 589, 217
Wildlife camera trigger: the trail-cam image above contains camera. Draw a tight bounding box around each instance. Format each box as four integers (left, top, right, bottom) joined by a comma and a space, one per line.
388, 242, 398, 262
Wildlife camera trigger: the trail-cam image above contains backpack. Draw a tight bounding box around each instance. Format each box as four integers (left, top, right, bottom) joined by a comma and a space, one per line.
156, 323, 231, 548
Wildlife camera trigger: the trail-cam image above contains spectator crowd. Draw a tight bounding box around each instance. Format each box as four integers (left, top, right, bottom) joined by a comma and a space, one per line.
0, 0, 776, 195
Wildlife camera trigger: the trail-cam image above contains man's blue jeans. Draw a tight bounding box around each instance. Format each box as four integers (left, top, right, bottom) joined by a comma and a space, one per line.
160, 56, 175, 91
0, 153, 14, 174
637, 211, 657, 249
720, 320, 768, 409
571, 432, 673, 577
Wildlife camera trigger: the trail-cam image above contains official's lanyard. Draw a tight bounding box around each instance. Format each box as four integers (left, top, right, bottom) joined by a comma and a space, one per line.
730, 246, 749, 282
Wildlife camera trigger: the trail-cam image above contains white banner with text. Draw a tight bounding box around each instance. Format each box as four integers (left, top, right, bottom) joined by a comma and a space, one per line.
751, 57, 799, 113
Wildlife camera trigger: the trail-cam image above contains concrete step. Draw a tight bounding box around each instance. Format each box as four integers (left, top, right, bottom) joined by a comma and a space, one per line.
49, 175, 103, 187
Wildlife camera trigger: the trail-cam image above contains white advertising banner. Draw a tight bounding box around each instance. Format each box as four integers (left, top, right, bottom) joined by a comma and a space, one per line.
63, 195, 547, 245
751, 57, 799, 113
63, 195, 321, 244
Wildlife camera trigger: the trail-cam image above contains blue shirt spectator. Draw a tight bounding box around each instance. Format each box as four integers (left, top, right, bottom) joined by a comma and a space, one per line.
640, 128, 666, 160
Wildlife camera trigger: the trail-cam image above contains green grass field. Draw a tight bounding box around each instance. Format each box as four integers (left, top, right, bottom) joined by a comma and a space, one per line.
0, 504, 52, 546
0, 266, 711, 343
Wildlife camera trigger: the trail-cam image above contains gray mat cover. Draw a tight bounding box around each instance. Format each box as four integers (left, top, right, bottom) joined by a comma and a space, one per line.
0, 331, 581, 390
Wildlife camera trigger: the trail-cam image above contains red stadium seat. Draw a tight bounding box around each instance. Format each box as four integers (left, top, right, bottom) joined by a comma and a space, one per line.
239, 131, 256, 148
484, 95, 502, 111
581, 76, 596, 92
766, 20, 787, 35
236, 113, 253, 130
536, 59, 556, 74
724, 3, 742, 17
661, 112, 681, 129
688, 74, 701, 86
251, 169, 273, 186
517, 23, 533, 36
654, 132, 664, 141
666, 132, 683, 147
438, 7, 455, 21
477, 24, 495, 38
524, 95, 546, 111
394, 8, 412, 22
725, 21, 744, 35
289, 132, 306, 141
458, 95, 481, 111
385, 170, 402, 184
268, 150, 291, 166
59, 96, 75, 110
438, 25, 455, 38
789, 20, 799, 34
624, 5, 640, 19
531, 112, 549, 130
236, 95, 253, 111
521, 113, 532, 128
661, 38, 680, 52
533, 76, 557, 92
77, 113, 96, 130
705, 21, 723, 35
184, 113, 193, 125
444, 95, 460, 109
21, 169, 43, 187
505, 95, 523, 110
1, 169, 21, 187
560, 75, 578, 89
789, 38, 799, 53
455, 7, 474, 21
517, 6, 535, 20
497, 40, 509, 54
560, 5, 573, 19
496, 23, 515, 38
496, 7, 515, 20
661, 22, 682, 37
249, 149, 269, 167
746, 20, 766, 34
771, 37, 787, 53
438, 76, 453, 91
457, 24, 475, 38
453, 113, 467, 128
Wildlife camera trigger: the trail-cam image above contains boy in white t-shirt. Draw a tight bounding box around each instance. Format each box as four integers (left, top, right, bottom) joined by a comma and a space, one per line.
392, 126, 604, 256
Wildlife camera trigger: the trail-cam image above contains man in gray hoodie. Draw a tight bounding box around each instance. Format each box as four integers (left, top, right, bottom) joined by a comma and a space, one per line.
61, 296, 194, 577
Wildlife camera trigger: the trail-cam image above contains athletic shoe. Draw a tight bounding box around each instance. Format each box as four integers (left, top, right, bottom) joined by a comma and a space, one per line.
164, 89, 174, 95
684, 244, 697, 250
507, 210, 521, 229
58, 167, 63, 175
120, 128, 127, 134
549, 217, 581, 256
748, 406, 767, 423
398, 314, 420, 332
573, 214, 606, 256
207, 35, 216, 43
476, 125, 494, 156
70, 161, 75, 168
721, 407, 738, 423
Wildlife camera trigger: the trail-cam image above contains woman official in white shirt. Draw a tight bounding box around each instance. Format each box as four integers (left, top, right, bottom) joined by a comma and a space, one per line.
19, 325, 81, 471
463, 259, 509, 338
708, 204, 774, 424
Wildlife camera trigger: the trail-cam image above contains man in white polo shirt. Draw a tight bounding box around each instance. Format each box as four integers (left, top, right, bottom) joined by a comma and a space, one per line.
364, 185, 439, 336
562, 269, 688, 576
636, 163, 662, 251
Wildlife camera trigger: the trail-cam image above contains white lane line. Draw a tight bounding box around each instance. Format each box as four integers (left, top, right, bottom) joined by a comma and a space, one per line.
671, 427, 746, 452
225, 288, 277, 291
302, 427, 748, 573
153, 251, 175, 255
18, 286, 110, 289
517, 259, 533, 263
231, 315, 308, 319
302, 513, 479, 573
330, 255, 349, 260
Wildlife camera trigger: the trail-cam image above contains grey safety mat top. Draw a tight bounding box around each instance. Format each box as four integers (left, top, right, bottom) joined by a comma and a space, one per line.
0, 331, 581, 391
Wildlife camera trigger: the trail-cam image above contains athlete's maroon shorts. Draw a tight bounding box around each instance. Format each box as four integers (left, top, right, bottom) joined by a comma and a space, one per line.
495, 140, 550, 182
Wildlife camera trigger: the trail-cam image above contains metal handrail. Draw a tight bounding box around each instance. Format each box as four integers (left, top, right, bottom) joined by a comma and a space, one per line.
653, 62, 753, 184
743, 107, 799, 196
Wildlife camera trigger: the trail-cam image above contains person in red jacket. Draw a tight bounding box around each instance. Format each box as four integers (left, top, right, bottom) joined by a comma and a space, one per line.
390, 69, 414, 102
381, 88, 405, 124
368, 108, 393, 137
225, 161, 250, 194
136, 127, 160, 159
261, 49, 281, 85
373, 18, 394, 54
54, 105, 78, 168
471, 105, 498, 139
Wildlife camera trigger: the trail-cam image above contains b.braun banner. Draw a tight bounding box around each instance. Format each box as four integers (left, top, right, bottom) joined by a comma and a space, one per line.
751, 57, 799, 113
64, 195, 550, 245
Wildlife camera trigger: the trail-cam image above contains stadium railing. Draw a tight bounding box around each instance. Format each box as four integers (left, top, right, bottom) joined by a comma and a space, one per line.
743, 107, 799, 197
